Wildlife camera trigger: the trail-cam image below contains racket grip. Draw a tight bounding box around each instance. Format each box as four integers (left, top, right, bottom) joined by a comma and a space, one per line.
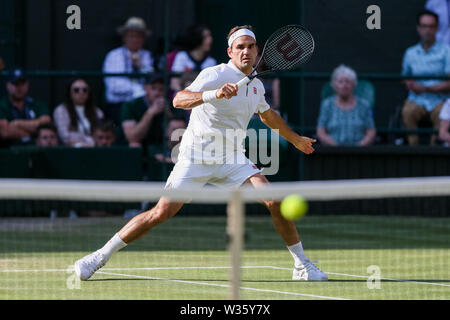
236, 77, 251, 89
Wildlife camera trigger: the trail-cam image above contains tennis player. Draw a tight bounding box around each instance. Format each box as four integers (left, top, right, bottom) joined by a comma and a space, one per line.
74, 25, 327, 281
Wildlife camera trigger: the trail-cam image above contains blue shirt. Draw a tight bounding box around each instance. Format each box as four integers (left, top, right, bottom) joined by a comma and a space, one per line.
317, 96, 375, 146
402, 41, 450, 111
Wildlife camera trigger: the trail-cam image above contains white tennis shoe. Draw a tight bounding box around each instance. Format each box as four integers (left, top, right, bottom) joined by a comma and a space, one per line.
293, 259, 328, 281
74, 250, 107, 281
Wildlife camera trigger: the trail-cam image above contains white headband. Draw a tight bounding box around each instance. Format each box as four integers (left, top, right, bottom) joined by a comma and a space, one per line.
228, 28, 256, 48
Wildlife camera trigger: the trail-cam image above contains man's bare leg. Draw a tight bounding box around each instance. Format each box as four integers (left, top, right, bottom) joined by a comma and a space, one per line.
242, 172, 327, 281
118, 197, 184, 243
74, 197, 184, 280
244, 173, 299, 246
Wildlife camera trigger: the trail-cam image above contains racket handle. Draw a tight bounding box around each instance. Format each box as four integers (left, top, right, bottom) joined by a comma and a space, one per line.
236, 77, 251, 89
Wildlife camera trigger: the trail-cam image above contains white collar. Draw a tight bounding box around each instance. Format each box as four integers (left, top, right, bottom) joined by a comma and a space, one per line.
227, 60, 246, 76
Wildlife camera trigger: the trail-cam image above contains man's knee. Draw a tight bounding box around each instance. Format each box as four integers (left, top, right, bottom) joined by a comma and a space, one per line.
402, 101, 423, 126
144, 201, 181, 226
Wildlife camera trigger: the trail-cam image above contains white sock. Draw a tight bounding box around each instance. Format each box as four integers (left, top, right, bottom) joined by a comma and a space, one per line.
98, 233, 127, 260
287, 242, 308, 268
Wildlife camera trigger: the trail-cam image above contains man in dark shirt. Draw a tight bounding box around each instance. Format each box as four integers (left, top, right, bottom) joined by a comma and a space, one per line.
121, 74, 168, 147
0, 69, 51, 146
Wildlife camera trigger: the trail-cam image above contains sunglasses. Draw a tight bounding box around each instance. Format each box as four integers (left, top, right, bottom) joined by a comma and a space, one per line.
72, 87, 88, 93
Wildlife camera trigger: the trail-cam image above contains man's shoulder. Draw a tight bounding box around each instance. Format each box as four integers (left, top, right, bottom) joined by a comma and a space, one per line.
404, 43, 421, 55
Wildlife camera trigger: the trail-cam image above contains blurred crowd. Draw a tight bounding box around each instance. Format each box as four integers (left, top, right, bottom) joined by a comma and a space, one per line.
1, 4, 450, 158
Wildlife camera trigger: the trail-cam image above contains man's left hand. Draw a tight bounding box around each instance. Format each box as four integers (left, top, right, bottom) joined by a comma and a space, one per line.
294, 136, 316, 154
405, 80, 427, 94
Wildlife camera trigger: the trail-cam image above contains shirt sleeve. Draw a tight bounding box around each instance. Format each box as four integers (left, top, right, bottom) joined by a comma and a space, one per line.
185, 67, 221, 92
317, 98, 330, 128
171, 51, 188, 72
53, 105, 74, 145
439, 99, 450, 120
120, 100, 136, 122
401, 49, 411, 76
256, 84, 270, 114
444, 45, 450, 74
361, 100, 375, 129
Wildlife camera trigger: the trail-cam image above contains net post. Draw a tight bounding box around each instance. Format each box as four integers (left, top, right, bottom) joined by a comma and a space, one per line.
227, 189, 244, 300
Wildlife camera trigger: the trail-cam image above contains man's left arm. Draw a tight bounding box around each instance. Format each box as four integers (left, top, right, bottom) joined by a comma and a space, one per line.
258, 108, 316, 154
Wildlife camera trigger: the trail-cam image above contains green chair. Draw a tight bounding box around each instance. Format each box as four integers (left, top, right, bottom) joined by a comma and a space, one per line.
320, 80, 375, 109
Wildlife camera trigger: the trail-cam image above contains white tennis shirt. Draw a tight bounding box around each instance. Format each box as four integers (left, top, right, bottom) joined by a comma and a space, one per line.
179, 60, 270, 164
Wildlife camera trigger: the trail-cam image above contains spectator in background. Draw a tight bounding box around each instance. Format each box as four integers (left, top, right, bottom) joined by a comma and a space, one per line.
154, 116, 187, 163
438, 98, 450, 145
401, 10, 450, 145
35, 123, 59, 147
53, 78, 103, 147
170, 24, 216, 93
317, 65, 376, 146
103, 17, 154, 125
93, 121, 116, 147
0, 68, 51, 146
0, 57, 4, 70
121, 74, 169, 147
426, 0, 450, 45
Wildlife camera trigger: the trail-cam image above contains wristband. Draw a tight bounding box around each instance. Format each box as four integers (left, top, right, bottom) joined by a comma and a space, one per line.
202, 90, 219, 103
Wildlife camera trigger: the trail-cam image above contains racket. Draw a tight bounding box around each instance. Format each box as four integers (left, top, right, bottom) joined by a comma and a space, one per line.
236, 24, 315, 89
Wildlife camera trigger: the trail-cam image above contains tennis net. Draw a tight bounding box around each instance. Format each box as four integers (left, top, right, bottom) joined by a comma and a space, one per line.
0, 176, 449, 300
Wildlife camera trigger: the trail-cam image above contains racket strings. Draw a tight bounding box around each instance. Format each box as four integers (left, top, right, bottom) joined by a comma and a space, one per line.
263, 26, 314, 71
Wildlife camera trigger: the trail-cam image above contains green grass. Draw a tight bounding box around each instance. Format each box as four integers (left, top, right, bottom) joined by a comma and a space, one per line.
0, 215, 449, 300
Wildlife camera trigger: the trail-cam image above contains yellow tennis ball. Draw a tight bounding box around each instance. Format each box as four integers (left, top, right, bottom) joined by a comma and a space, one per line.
280, 194, 308, 220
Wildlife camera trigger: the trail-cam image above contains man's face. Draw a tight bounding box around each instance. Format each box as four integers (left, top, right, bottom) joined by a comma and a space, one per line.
36, 129, 59, 147
417, 14, 438, 43
7, 80, 29, 101
93, 129, 115, 147
144, 82, 164, 102
227, 36, 258, 74
123, 30, 146, 52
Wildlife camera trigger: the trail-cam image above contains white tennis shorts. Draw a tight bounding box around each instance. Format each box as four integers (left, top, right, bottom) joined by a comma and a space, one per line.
165, 158, 261, 190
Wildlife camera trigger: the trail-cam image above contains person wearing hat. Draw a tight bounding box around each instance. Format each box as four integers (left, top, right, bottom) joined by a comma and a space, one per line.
121, 74, 170, 147
0, 68, 51, 146
102, 17, 154, 126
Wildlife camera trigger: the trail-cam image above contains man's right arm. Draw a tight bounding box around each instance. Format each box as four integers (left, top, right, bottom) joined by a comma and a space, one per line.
173, 83, 239, 110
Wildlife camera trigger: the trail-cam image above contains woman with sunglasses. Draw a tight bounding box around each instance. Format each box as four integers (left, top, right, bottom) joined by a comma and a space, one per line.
53, 79, 104, 147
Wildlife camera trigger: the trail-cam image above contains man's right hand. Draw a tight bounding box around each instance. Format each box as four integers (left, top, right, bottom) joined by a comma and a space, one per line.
146, 97, 165, 117
217, 83, 238, 99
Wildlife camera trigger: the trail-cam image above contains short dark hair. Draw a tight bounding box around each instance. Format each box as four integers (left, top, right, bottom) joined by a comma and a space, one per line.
417, 10, 439, 25
92, 120, 116, 134
34, 122, 58, 139
227, 25, 255, 48
37, 122, 57, 135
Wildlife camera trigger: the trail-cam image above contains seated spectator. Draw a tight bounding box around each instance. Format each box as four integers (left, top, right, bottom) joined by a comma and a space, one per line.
316, 65, 376, 146
154, 116, 187, 163
53, 78, 103, 147
121, 74, 170, 147
401, 10, 450, 145
0, 68, 51, 147
425, 0, 450, 45
103, 17, 154, 125
93, 121, 116, 147
35, 123, 59, 147
170, 24, 216, 92
439, 98, 450, 145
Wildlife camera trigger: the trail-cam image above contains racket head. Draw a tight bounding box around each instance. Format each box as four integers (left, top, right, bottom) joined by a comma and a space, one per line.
261, 24, 315, 72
